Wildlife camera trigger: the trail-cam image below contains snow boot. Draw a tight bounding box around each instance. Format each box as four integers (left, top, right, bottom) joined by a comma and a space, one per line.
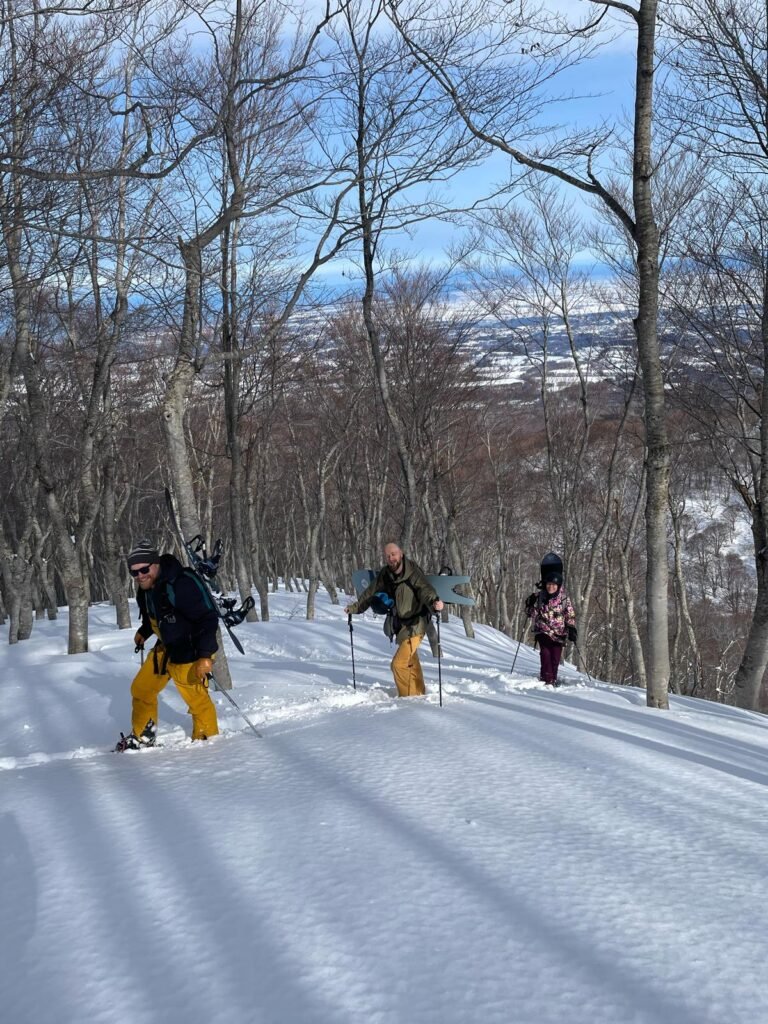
114, 719, 156, 752
114, 732, 140, 752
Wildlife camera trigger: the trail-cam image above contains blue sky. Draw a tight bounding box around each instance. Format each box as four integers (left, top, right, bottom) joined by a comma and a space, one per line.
311, 30, 641, 290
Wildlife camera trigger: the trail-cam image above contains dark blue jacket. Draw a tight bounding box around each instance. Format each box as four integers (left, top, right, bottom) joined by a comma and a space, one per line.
136, 554, 219, 664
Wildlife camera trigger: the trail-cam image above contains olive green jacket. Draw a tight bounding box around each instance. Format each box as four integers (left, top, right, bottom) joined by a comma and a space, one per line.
349, 557, 439, 643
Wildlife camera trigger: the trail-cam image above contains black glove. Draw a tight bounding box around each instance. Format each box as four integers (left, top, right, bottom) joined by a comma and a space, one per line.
567, 625, 578, 643
525, 593, 537, 613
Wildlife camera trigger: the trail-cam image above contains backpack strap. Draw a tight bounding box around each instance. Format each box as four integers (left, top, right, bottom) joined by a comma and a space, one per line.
167, 567, 217, 613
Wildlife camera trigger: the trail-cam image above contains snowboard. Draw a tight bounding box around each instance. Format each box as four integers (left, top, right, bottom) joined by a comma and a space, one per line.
352, 568, 475, 607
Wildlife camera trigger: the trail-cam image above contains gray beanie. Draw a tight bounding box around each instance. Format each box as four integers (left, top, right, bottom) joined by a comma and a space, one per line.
126, 539, 160, 568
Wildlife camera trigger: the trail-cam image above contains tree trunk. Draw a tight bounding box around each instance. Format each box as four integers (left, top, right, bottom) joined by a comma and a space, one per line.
732, 503, 768, 709
669, 500, 701, 696
163, 239, 205, 533
245, 456, 270, 621
163, 239, 234, 688
615, 488, 648, 690
633, 0, 669, 708
220, 222, 259, 623
355, 72, 418, 546
732, 272, 768, 709
16, 550, 34, 640
1, 552, 22, 644
229, 443, 259, 621
102, 453, 132, 630
443, 502, 475, 639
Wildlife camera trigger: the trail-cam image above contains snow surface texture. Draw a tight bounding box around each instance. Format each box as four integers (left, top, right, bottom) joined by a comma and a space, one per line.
1, 589, 767, 1024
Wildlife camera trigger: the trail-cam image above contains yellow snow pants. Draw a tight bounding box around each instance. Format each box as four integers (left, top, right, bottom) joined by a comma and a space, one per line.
130, 648, 219, 740
390, 634, 426, 697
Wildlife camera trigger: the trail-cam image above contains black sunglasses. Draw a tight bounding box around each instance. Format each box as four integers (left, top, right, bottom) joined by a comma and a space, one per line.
129, 565, 152, 578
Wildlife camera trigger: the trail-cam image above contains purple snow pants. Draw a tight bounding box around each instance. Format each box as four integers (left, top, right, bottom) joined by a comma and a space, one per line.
537, 634, 564, 685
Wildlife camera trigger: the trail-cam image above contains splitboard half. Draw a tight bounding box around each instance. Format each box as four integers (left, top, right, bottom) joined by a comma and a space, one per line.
352, 568, 475, 607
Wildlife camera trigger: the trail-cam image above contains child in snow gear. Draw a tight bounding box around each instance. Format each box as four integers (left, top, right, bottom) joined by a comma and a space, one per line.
345, 542, 444, 697
116, 540, 220, 750
525, 562, 576, 688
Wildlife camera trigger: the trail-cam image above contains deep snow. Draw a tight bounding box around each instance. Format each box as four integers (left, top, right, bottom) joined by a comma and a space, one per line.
1, 588, 767, 1024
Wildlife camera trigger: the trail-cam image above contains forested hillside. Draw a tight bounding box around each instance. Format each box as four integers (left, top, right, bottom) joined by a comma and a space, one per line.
0, 0, 765, 710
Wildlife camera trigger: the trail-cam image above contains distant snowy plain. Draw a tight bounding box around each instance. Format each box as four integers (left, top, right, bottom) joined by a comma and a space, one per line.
1, 587, 766, 1024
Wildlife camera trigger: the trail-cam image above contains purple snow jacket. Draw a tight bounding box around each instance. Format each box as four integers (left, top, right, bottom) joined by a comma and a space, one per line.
527, 586, 576, 645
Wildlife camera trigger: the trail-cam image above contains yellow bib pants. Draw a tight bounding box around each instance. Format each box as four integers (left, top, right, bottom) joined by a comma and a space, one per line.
390, 634, 426, 697
130, 648, 219, 740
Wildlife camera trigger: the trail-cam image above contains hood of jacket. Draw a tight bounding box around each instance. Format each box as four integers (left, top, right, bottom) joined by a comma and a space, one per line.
153, 553, 185, 586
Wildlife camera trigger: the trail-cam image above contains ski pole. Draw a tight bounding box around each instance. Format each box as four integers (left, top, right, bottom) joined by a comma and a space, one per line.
435, 613, 443, 707
135, 643, 145, 666
511, 636, 522, 673
348, 613, 357, 691
208, 674, 262, 738
514, 590, 536, 673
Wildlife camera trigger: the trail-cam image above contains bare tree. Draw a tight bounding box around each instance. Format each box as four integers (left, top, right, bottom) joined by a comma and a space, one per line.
666, 184, 768, 708
463, 181, 645, 659
160, 0, 350, 548
325, 0, 483, 549
662, 0, 768, 709
0, 10, 130, 651
389, 0, 675, 706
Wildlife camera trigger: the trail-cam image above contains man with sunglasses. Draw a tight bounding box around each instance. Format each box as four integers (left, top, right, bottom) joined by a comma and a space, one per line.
115, 540, 220, 751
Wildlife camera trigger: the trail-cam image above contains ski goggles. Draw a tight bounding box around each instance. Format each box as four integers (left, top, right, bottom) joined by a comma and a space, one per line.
129, 565, 153, 577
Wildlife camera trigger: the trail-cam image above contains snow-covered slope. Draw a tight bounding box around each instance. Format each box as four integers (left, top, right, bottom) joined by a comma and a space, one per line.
1, 589, 766, 1024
